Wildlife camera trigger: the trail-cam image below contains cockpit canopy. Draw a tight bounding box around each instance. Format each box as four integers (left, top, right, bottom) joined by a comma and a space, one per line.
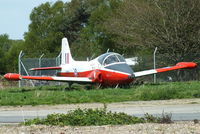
98, 52, 126, 66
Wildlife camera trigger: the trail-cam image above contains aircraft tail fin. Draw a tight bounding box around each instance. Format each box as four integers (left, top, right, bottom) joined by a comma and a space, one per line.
61, 37, 74, 65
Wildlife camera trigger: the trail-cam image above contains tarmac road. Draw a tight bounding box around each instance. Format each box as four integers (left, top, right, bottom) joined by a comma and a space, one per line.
0, 99, 200, 123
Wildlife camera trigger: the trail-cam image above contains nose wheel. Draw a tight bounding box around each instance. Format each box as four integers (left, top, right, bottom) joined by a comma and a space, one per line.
64, 82, 73, 90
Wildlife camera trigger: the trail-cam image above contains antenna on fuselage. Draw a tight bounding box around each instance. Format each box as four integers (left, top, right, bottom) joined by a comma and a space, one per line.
90, 54, 95, 60
106, 49, 110, 53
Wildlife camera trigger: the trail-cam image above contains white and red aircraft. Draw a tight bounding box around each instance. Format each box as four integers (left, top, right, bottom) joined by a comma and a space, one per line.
4, 38, 197, 87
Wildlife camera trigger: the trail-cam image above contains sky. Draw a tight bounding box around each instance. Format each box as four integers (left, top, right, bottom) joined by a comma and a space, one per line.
0, 0, 71, 40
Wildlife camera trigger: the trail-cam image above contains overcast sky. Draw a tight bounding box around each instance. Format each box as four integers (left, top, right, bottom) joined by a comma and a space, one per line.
0, 0, 71, 40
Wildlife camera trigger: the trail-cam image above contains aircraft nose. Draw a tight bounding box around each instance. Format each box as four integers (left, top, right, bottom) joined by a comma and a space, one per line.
4, 73, 10, 79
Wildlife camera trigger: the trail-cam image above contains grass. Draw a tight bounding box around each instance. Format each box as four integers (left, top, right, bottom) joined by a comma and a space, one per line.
0, 81, 200, 106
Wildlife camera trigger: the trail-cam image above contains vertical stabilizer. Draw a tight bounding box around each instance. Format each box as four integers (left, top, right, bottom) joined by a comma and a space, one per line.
61, 37, 74, 65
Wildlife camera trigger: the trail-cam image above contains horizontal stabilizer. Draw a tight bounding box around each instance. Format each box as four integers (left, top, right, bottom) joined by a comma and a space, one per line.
30, 66, 62, 71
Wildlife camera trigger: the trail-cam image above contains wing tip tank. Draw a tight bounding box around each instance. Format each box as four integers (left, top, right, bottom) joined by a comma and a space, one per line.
4, 73, 21, 81
176, 62, 197, 68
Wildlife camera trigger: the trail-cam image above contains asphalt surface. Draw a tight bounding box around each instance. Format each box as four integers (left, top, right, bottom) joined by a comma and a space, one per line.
0, 103, 200, 123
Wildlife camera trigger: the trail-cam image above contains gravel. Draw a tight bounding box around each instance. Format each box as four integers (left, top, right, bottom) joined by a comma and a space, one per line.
0, 122, 200, 134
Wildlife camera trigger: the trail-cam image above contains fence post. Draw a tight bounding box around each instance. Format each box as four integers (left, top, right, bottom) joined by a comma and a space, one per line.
18, 51, 23, 88
39, 54, 44, 86
39, 54, 44, 75
153, 47, 158, 83
56, 52, 61, 66
56, 53, 61, 85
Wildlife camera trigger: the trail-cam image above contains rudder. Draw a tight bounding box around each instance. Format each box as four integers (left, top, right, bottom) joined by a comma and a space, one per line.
61, 37, 74, 65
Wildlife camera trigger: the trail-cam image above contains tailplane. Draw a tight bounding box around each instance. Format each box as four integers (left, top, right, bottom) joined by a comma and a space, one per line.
61, 37, 74, 65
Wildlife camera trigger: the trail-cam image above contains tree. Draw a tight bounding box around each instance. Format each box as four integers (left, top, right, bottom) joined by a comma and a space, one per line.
24, 1, 65, 57
105, 0, 200, 63
23, 0, 104, 58
103, 0, 200, 80
71, 0, 122, 59
0, 34, 12, 73
5, 40, 24, 72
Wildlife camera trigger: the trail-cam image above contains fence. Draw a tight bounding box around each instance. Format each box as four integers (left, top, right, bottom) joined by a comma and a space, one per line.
19, 51, 63, 87
18, 50, 199, 87
132, 54, 200, 83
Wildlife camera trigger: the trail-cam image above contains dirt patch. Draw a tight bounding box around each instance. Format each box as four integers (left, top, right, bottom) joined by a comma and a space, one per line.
0, 122, 200, 134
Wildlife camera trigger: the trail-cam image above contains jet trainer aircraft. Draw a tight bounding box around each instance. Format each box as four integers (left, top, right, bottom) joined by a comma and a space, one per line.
4, 38, 197, 87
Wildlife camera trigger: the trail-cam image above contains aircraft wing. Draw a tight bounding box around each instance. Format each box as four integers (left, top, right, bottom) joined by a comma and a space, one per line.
4, 73, 93, 83
134, 62, 197, 77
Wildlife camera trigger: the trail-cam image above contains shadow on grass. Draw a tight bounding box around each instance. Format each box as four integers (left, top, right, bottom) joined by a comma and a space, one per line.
9, 88, 33, 93
39, 85, 86, 91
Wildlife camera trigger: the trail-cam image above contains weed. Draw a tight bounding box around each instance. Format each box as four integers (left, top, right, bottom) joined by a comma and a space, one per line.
194, 119, 199, 124
160, 112, 173, 124
144, 112, 173, 124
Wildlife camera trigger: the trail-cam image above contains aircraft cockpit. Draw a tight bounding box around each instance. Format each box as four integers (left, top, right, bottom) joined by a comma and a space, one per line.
97, 52, 126, 66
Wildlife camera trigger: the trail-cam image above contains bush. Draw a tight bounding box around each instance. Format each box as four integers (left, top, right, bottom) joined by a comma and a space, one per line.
24, 108, 145, 126
24, 108, 173, 126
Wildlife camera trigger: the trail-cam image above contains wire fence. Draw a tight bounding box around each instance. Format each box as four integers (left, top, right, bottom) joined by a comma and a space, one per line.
19, 52, 64, 87
133, 54, 200, 83
18, 51, 199, 87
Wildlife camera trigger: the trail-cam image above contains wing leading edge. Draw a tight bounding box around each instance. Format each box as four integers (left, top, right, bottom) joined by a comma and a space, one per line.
4, 73, 93, 83
134, 62, 197, 77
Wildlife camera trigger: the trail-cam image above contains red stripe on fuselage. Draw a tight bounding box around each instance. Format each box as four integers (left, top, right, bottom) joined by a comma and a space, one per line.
58, 70, 93, 77
100, 70, 134, 86
58, 69, 134, 86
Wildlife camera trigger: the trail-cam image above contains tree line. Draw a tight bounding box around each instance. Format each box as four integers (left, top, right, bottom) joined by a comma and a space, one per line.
1, 0, 200, 74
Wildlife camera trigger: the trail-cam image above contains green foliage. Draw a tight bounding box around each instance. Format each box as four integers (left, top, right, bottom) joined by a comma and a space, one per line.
4, 40, 24, 72
0, 34, 12, 73
0, 34, 11, 52
23, 0, 105, 58
0, 34, 24, 73
24, 108, 173, 126
72, 0, 122, 59
24, 108, 145, 126
24, 1, 65, 57
105, 0, 200, 61
2, 0, 200, 73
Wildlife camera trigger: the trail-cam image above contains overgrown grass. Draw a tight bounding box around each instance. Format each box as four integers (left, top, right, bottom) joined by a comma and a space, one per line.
24, 108, 171, 126
0, 81, 200, 106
